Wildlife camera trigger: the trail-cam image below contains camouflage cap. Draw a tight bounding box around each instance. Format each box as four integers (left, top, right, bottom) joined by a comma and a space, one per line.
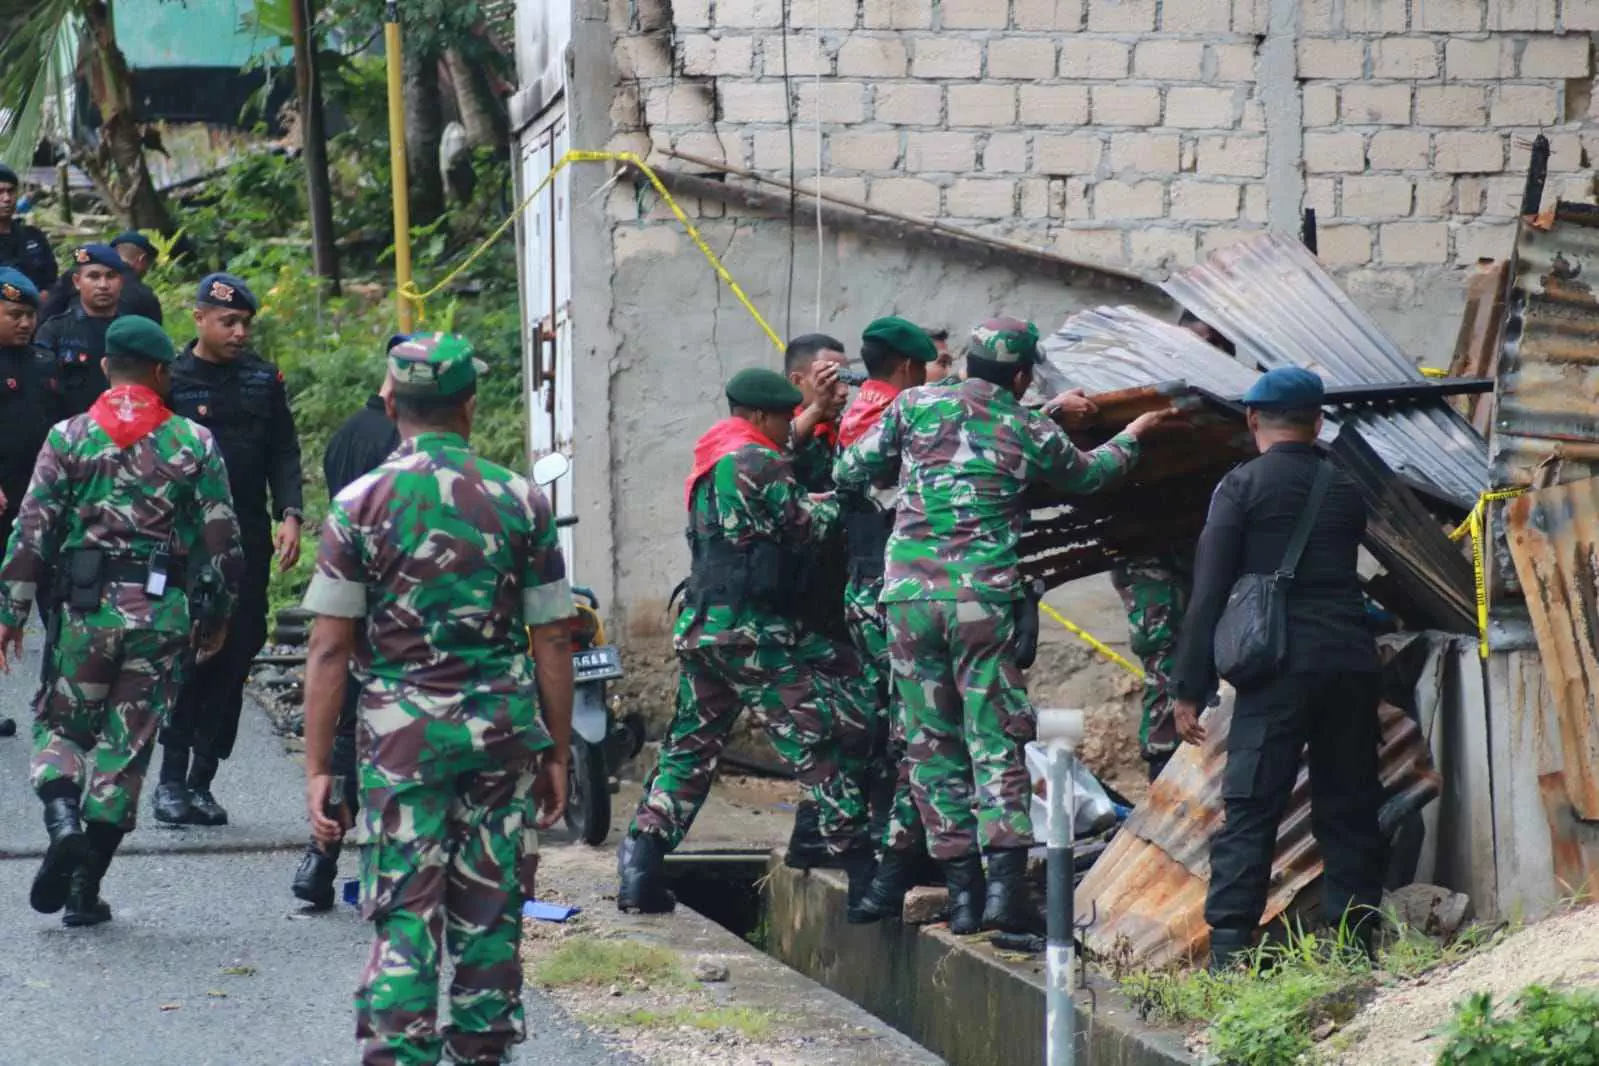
966, 316, 1041, 366
105, 316, 176, 365
861, 316, 937, 363
725, 367, 803, 412
388, 332, 485, 399
0, 267, 39, 308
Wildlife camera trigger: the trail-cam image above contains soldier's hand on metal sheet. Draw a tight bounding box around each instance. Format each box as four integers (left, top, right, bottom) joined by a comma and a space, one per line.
0, 623, 19, 673
306, 772, 345, 847
533, 749, 570, 830
1174, 698, 1206, 745
275, 516, 303, 571
1126, 406, 1183, 439
1046, 388, 1098, 428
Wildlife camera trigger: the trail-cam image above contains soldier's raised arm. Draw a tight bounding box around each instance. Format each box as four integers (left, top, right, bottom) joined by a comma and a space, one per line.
833, 394, 905, 494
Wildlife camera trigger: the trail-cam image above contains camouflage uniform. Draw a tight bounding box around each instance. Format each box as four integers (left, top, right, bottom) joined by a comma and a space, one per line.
0, 387, 242, 830
629, 433, 873, 856
303, 335, 571, 1066
1110, 552, 1194, 770
835, 326, 1141, 861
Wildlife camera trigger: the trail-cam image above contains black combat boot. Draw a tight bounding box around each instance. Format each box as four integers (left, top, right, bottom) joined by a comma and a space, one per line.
185, 756, 228, 826
151, 782, 193, 825
1209, 927, 1255, 972
784, 802, 828, 871
0, 715, 16, 737
63, 823, 123, 927
292, 841, 341, 910
981, 848, 1040, 934
616, 832, 674, 914
848, 846, 915, 925
837, 845, 879, 911
31, 791, 88, 914
941, 853, 986, 936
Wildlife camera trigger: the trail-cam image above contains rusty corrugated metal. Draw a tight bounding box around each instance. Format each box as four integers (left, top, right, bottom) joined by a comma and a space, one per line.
1448, 260, 1511, 435
1163, 233, 1488, 510
1076, 700, 1441, 969
1504, 482, 1599, 821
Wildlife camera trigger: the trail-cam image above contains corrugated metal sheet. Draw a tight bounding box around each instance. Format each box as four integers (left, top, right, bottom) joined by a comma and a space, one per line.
1077, 698, 1441, 969
1492, 203, 1599, 488
1448, 261, 1511, 436
1038, 305, 1261, 398
1504, 481, 1599, 821
1163, 232, 1489, 511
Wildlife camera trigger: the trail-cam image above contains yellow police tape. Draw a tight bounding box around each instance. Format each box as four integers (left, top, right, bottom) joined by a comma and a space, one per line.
1039, 601, 1146, 679
1448, 488, 1528, 659
1419, 367, 1448, 378
397, 150, 785, 353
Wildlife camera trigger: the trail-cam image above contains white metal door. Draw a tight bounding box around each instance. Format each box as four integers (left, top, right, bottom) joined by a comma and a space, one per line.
518, 102, 574, 563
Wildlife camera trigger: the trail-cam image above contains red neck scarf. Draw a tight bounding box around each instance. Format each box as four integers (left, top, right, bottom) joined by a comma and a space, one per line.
794, 403, 837, 448
837, 379, 901, 448
685, 417, 779, 506
90, 384, 172, 449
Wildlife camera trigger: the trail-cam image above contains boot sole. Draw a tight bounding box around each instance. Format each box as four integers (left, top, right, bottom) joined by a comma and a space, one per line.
62, 906, 112, 928
151, 806, 191, 825
30, 832, 89, 914
292, 885, 336, 910
616, 893, 676, 915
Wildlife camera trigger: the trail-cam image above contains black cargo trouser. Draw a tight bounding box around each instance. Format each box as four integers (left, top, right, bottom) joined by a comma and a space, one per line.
162, 549, 270, 763
1204, 669, 1385, 935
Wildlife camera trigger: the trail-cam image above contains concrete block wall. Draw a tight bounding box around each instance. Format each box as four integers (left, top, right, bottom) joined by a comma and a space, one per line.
607, 0, 1597, 292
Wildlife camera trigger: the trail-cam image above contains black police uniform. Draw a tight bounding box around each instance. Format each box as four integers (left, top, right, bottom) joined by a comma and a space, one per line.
38, 274, 163, 326
291, 393, 398, 907
0, 343, 63, 545
1173, 441, 1384, 959
34, 306, 117, 417
160, 341, 303, 815
0, 224, 58, 293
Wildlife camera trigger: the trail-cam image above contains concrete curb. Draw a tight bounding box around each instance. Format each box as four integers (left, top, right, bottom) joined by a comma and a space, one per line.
767, 855, 1196, 1066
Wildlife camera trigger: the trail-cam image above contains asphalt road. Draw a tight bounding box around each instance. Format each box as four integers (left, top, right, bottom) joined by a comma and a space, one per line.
0, 644, 633, 1066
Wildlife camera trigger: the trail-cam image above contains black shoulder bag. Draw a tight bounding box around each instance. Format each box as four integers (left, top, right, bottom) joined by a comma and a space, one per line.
1212, 461, 1335, 689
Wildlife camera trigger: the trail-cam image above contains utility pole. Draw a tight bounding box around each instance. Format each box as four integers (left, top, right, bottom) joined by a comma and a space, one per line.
290, 0, 340, 291
385, 0, 415, 332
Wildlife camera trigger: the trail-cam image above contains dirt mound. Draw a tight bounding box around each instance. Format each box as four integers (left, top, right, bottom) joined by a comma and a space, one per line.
1331, 904, 1599, 1065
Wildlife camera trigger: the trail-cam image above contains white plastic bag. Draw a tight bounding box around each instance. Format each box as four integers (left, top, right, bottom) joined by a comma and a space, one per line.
1026, 741, 1118, 838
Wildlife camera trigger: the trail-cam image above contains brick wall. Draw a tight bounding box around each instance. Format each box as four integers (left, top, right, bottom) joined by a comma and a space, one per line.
606, 0, 1595, 279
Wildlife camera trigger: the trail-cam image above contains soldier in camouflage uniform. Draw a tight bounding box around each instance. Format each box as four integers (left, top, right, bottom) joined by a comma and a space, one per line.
783, 333, 849, 492
0, 316, 242, 927
1111, 553, 1193, 779
835, 317, 1174, 935
300, 334, 574, 1066
619, 367, 876, 914
833, 317, 938, 925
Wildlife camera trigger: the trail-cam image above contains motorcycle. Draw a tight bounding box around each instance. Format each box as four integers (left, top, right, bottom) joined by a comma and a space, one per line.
532, 452, 645, 846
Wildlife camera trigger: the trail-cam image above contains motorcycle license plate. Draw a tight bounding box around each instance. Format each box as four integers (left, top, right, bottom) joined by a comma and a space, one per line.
572, 645, 623, 682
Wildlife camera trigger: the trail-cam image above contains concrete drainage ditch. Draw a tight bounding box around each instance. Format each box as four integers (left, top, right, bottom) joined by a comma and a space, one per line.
662, 851, 1194, 1066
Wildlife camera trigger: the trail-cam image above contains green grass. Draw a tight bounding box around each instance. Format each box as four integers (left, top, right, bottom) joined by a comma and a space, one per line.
1437, 985, 1599, 1064
532, 938, 683, 989
595, 1006, 780, 1040
1120, 915, 1508, 1066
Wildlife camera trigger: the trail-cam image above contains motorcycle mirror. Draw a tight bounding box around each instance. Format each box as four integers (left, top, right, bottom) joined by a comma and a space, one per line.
531, 452, 570, 487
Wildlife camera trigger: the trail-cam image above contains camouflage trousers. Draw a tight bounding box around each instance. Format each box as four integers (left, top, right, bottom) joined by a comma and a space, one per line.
355, 750, 541, 1066
1110, 558, 1193, 764
631, 634, 873, 854
887, 599, 1035, 860
30, 623, 186, 830
845, 578, 923, 854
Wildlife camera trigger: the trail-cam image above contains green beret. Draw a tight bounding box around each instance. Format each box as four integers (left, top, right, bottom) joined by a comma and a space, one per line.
862, 316, 936, 364
967, 316, 1040, 366
105, 317, 176, 365
388, 332, 485, 399
725, 367, 803, 412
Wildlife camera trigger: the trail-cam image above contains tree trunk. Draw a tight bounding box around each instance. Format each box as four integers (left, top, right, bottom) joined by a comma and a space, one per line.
292, 0, 340, 290
403, 46, 446, 226
78, 0, 172, 231
444, 48, 508, 152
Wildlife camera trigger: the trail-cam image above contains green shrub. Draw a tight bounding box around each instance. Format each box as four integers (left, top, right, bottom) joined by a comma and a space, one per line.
1437, 986, 1599, 1066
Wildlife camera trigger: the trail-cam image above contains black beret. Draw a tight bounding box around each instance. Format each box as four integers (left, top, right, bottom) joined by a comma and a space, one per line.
197, 272, 258, 314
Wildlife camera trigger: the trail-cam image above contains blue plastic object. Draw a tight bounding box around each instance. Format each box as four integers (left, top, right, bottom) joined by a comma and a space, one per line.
342, 878, 360, 906
522, 900, 582, 922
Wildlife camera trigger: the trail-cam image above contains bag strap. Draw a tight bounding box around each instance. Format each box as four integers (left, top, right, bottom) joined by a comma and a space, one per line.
1277, 461, 1335, 581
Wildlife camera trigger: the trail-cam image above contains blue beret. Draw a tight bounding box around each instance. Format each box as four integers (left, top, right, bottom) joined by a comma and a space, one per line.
0, 165, 17, 187
0, 268, 39, 308
197, 272, 258, 314
72, 243, 123, 272
111, 231, 157, 258
1242, 367, 1325, 410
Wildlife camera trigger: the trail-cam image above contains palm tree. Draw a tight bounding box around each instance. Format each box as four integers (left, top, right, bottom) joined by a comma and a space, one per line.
0, 0, 173, 230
